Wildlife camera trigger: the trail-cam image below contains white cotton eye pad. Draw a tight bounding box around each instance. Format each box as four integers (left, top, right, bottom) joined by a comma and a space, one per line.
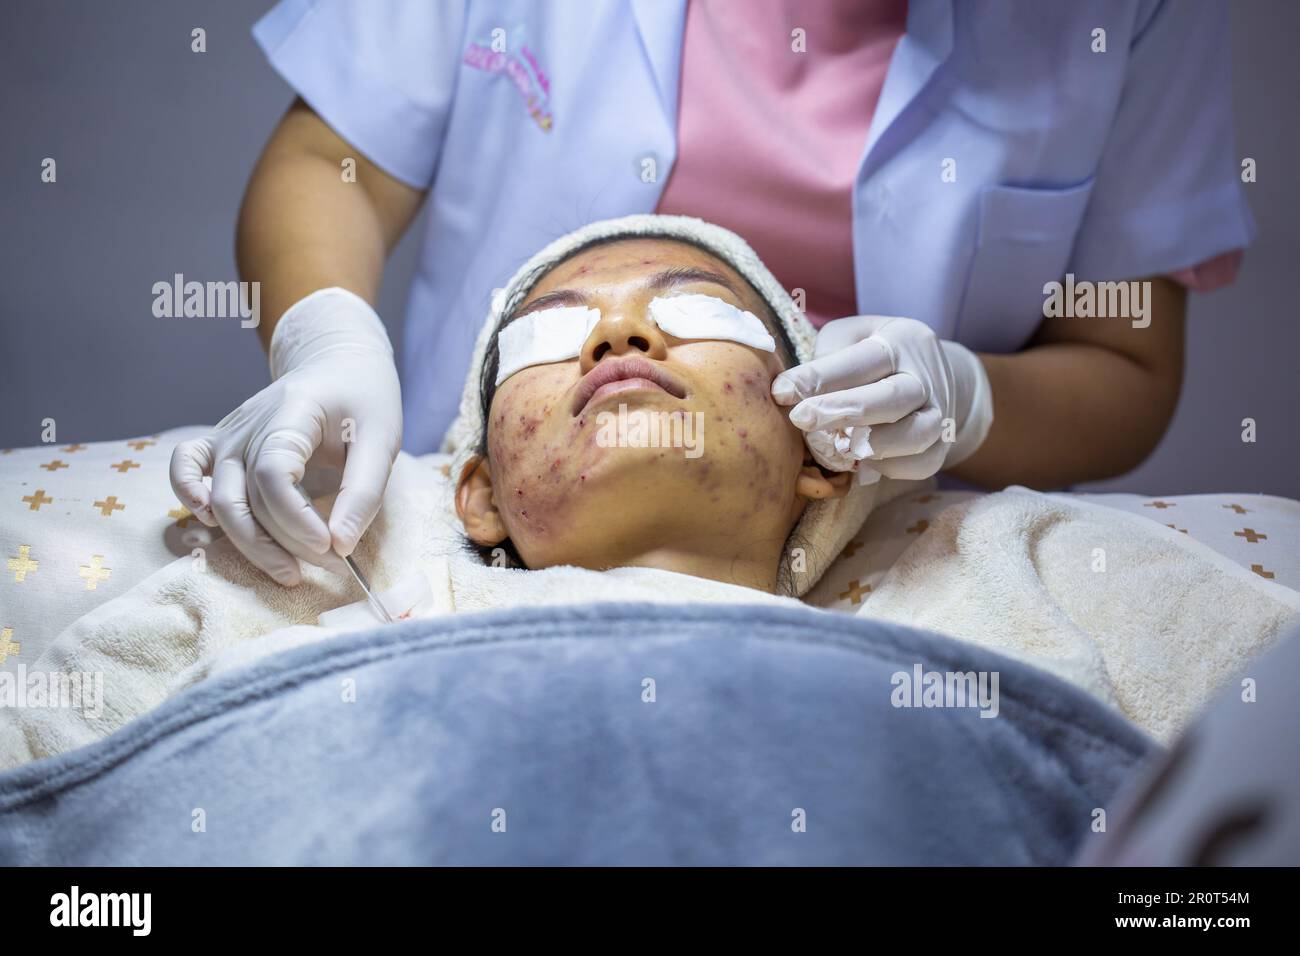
496, 305, 601, 385
648, 294, 776, 352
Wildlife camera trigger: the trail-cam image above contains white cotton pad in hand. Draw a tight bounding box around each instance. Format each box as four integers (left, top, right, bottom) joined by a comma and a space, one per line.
648, 294, 776, 352
318, 570, 439, 629
496, 305, 601, 385
804, 425, 880, 485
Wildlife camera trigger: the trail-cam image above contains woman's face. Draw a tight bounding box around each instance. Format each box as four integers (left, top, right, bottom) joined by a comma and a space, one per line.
456, 238, 846, 586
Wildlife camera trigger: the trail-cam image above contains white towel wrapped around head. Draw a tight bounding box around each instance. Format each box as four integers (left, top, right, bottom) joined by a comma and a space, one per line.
439, 214, 908, 597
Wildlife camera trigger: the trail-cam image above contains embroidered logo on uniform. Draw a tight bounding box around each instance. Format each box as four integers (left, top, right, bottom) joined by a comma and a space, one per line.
463, 27, 553, 132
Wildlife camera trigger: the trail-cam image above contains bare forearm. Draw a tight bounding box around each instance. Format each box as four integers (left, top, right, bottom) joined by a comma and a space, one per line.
236, 100, 424, 349
949, 276, 1186, 489
948, 343, 1181, 489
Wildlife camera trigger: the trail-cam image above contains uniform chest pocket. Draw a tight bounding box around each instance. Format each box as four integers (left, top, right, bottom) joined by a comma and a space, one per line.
956, 178, 1095, 352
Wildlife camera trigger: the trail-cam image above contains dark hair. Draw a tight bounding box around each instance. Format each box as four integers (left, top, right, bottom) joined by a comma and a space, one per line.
469, 233, 802, 570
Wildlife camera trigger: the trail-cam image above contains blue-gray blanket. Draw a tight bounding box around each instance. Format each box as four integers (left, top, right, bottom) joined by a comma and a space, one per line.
0, 603, 1153, 865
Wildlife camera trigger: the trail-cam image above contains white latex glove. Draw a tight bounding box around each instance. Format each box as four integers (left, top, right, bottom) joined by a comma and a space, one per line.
170, 288, 403, 585
771, 315, 992, 483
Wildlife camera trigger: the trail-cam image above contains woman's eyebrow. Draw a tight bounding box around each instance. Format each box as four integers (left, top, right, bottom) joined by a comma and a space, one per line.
509, 289, 591, 320
508, 267, 739, 321
647, 267, 740, 296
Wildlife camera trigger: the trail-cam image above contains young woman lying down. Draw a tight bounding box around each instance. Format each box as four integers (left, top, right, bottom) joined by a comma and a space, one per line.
1, 216, 1294, 769
454, 229, 859, 595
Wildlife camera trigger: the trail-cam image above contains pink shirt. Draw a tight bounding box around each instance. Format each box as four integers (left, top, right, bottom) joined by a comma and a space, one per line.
657, 0, 1239, 329
656, 0, 907, 327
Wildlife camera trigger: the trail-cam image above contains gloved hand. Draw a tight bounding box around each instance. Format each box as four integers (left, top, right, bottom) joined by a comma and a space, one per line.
771, 315, 992, 483
170, 287, 403, 585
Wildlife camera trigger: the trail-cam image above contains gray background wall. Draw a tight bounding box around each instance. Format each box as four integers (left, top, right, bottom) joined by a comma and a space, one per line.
1, 0, 1295, 495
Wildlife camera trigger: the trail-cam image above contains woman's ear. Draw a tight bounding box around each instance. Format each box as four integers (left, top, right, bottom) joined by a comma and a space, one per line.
794, 460, 853, 501
455, 455, 510, 545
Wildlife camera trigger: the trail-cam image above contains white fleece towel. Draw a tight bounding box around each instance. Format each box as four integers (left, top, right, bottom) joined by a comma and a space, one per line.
0, 453, 803, 768
3, 458, 1295, 767
858, 488, 1300, 743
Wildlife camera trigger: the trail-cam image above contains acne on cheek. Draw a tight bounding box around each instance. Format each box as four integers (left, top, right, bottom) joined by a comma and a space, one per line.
495, 444, 570, 524
716, 363, 771, 401
491, 390, 541, 445
691, 362, 794, 515
488, 429, 592, 541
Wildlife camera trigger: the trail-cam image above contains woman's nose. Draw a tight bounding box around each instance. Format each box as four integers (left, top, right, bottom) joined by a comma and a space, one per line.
579, 307, 669, 370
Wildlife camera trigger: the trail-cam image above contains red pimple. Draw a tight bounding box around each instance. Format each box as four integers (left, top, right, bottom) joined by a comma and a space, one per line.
738, 428, 748, 438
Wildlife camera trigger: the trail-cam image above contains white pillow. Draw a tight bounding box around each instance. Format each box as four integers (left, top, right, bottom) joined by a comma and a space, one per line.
1, 426, 214, 671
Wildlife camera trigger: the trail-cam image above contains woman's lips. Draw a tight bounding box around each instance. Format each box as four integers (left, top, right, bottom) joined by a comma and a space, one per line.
572, 357, 686, 415
584, 377, 670, 410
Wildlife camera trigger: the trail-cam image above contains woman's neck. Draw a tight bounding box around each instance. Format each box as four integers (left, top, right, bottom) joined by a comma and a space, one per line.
574, 542, 783, 593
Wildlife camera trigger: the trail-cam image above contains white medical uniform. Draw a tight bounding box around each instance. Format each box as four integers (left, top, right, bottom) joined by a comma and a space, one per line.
253, 0, 1255, 454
